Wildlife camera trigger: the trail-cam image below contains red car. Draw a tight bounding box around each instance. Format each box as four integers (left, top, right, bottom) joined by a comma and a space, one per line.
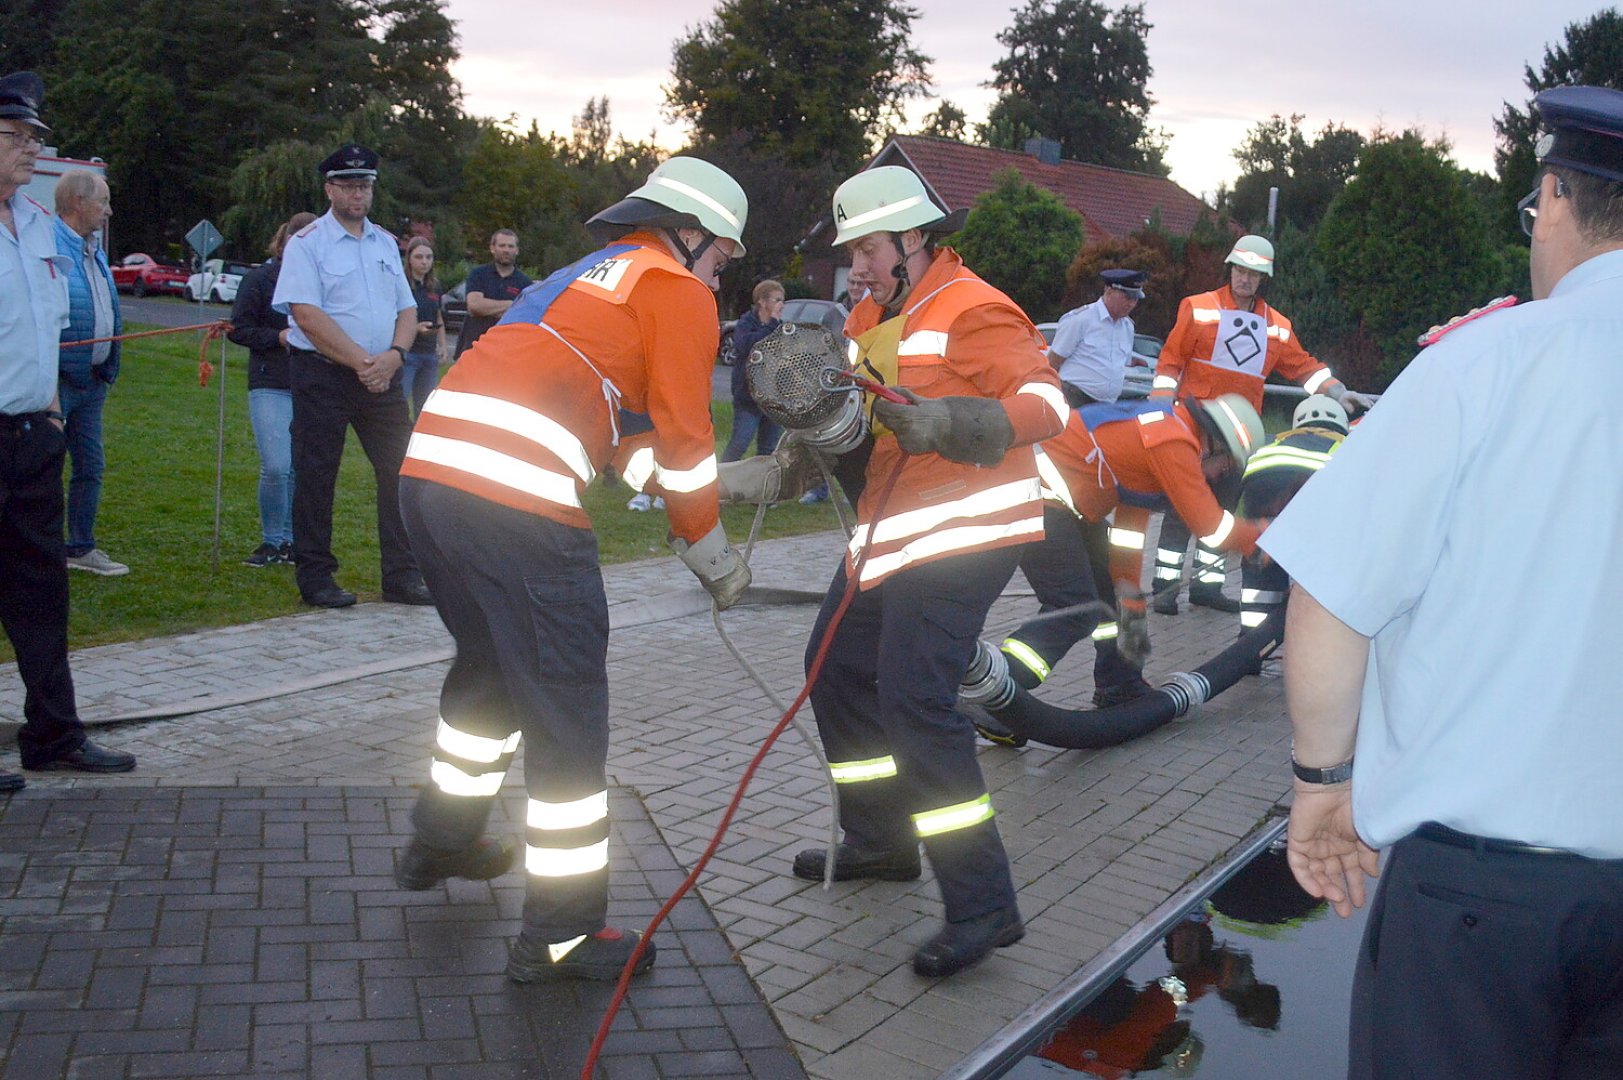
111, 253, 190, 297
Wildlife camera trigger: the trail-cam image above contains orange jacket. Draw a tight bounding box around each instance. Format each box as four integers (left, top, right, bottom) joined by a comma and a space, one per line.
1155, 285, 1342, 410
401, 233, 721, 544
1038, 400, 1259, 594
844, 248, 1066, 588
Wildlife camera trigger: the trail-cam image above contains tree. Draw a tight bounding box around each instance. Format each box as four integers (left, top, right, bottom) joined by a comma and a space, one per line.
1495, 9, 1623, 238
455, 121, 581, 275
1317, 132, 1501, 383
917, 101, 968, 141
953, 168, 1085, 321
1228, 115, 1364, 233
981, 0, 1167, 175
665, 0, 931, 176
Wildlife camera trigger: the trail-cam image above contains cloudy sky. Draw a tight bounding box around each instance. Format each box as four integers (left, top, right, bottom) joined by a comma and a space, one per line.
445, 0, 1604, 201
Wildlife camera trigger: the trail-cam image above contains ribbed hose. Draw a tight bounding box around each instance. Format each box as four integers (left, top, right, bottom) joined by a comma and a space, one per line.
989, 610, 1284, 750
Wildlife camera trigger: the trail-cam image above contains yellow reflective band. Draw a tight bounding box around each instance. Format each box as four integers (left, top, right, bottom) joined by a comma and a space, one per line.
1017, 381, 1069, 425
548, 935, 587, 963
898, 330, 951, 357
1244, 446, 1333, 478
1109, 526, 1146, 549
913, 794, 994, 838
839, 193, 928, 234
419, 389, 595, 483
654, 453, 718, 494
1302, 369, 1334, 394
621, 446, 656, 490
406, 433, 582, 508
649, 175, 742, 229
1001, 639, 1050, 683
1200, 511, 1236, 547
435, 719, 521, 764
526, 839, 609, 878
856, 516, 1044, 584
1191, 308, 1221, 324
1240, 610, 1269, 627
1151, 375, 1179, 391
429, 758, 506, 798
828, 756, 898, 783
527, 791, 609, 831
1092, 622, 1119, 641
1034, 448, 1078, 515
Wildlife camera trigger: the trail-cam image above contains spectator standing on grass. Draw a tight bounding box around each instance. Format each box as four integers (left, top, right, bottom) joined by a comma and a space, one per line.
228, 211, 316, 567
453, 229, 531, 359
720, 278, 784, 462
402, 236, 446, 418
53, 170, 127, 577
0, 71, 136, 792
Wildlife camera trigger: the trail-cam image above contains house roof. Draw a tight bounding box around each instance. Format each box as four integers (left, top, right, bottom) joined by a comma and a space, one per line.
868, 135, 1213, 245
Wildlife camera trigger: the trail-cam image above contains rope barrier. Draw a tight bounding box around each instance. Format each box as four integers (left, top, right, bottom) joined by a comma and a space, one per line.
57, 319, 234, 387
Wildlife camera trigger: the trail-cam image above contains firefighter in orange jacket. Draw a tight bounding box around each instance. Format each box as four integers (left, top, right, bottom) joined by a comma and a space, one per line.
1149, 235, 1373, 614
997, 394, 1267, 707
391, 158, 750, 983
789, 166, 1067, 978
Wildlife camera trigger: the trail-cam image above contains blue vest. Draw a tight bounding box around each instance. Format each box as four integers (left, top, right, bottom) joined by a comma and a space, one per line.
1076, 398, 1181, 512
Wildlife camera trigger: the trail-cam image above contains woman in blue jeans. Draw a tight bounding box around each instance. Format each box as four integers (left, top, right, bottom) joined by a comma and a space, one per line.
720, 279, 785, 462
402, 237, 446, 418
228, 212, 315, 566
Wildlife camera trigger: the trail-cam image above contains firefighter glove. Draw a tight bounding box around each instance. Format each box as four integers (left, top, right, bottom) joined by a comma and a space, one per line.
1117, 596, 1151, 665
670, 522, 751, 610
872, 388, 1016, 466
1325, 383, 1376, 416
716, 435, 827, 504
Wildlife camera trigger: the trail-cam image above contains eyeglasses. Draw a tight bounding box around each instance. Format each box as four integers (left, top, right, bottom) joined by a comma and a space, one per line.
0, 129, 45, 149
326, 179, 373, 193
1517, 175, 1569, 238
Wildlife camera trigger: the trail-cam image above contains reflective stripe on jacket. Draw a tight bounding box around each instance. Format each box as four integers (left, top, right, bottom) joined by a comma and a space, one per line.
1156, 286, 1339, 410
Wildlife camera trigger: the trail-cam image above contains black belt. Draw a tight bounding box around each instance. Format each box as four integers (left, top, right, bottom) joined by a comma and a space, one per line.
1416, 822, 1576, 858
0, 410, 48, 428
290, 348, 336, 365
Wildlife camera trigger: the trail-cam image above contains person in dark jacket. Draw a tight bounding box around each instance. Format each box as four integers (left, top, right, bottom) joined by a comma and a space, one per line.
228, 212, 316, 567
719, 279, 785, 462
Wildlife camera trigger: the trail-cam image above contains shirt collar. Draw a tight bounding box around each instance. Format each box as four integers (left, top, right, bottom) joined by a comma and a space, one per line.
1550, 246, 1623, 299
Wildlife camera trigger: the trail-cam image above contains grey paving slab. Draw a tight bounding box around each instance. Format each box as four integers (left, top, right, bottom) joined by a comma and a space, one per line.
0, 525, 1295, 1079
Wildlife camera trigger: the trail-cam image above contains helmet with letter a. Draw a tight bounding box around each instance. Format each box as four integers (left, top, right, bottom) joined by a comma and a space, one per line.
1224, 234, 1276, 277
586, 156, 748, 255
1189, 393, 1266, 470
830, 166, 967, 245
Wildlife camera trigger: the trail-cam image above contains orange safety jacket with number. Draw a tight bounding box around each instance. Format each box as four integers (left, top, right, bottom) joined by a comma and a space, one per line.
844, 248, 1067, 588
1037, 399, 1260, 596
399, 232, 722, 544
1154, 285, 1344, 411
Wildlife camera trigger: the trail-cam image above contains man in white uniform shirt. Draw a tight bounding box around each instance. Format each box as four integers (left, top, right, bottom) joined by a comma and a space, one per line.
1262, 85, 1623, 1077
1047, 268, 1144, 407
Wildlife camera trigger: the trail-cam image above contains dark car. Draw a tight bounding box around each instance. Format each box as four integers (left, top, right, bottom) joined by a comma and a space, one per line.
442, 279, 467, 339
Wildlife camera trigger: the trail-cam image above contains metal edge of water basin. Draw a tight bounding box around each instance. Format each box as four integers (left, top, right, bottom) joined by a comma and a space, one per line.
944, 812, 1291, 1080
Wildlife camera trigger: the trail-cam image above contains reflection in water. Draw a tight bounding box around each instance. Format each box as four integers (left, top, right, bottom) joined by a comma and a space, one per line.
1013, 839, 1369, 1078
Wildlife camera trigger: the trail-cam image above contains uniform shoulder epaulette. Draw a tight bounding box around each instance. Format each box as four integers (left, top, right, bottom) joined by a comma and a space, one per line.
1416, 296, 1517, 348
376, 226, 397, 243
294, 221, 319, 238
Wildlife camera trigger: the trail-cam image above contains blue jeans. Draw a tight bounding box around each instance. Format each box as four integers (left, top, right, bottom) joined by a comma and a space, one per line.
248, 388, 294, 546
401, 350, 440, 418
721, 403, 782, 462
58, 377, 108, 557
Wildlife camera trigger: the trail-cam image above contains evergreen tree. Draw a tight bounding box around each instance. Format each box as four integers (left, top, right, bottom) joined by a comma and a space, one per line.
953, 168, 1085, 321
1228, 115, 1364, 233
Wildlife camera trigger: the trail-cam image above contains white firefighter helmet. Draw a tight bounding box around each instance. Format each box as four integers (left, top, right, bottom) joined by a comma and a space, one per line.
587, 156, 748, 255
831, 166, 961, 245
1193, 393, 1266, 468
1292, 394, 1349, 434
1225, 234, 1276, 276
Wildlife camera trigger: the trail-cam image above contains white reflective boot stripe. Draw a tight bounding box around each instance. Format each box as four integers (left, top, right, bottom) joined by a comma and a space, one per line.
1154, 568, 1183, 580
857, 516, 1043, 584
430, 758, 506, 798
1034, 448, 1078, 515
828, 756, 898, 783
1151, 374, 1180, 391
1241, 588, 1286, 604
913, 794, 994, 837
621, 446, 656, 491
1001, 639, 1050, 683
1017, 381, 1069, 425
897, 330, 951, 357
850, 479, 1041, 548
526, 839, 610, 878
406, 433, 582, 508
1302, 369, 1335, 394
653, 453, 718, 493
1092, 622, 1119, 641
1240, 610, 1269, 627
548, 935, 588, 963
1200, 511, 1237, 547
435, 719, 521, 764
1197, 569, 1227, 584
419, 389, 595, 483
526, 791, 609, 831
1109, 526, 1146, 549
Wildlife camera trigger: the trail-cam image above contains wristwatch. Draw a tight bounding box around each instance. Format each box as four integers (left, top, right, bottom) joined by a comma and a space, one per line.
1290, 753, 1354, 785
389, 345, 407, 361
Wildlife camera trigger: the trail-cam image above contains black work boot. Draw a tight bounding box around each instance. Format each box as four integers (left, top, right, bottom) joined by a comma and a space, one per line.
394, 836, 515, 890
792, 843, 922, 882
1151, 586, 1180, 615
913, 906, 1025, 977
1189, 584, 1241, 613
507, 926, 654, 983
0, 767, 24, 793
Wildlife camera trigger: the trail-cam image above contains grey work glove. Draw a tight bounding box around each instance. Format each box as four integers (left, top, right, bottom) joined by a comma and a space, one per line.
872, 388, 1016, 466
1116, 597, 1151, 666
670, 522, 751, 610
1325, 382, 1376, 416
716, 436, 827, 504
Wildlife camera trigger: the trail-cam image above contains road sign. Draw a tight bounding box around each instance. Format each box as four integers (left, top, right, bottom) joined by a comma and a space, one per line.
186, 219, 223, 260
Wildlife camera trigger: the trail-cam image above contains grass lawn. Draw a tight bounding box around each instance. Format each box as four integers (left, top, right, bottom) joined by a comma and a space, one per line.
23, 326, 842, 663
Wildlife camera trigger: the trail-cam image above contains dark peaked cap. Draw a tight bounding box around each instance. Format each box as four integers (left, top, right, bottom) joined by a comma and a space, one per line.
1534, 86, 1623, 183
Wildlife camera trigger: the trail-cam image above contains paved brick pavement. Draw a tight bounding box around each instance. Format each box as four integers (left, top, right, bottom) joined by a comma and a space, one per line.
0, 526, 1294, 1079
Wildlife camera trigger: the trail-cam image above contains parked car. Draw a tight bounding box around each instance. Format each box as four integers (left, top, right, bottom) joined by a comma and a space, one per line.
185, 259, 256, 304
441, 279, 467, 340
111, 253, 189, 297
1035, 323, 1164, 400
779, 298, 850, 339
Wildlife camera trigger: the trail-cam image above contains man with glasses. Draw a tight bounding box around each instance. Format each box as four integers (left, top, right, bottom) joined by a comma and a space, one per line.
0, 72, 136, 790
1268, 85, 1623, 1075
272, 144, 431, 608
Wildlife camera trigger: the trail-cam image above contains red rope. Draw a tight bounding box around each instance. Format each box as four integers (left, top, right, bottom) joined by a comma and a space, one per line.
578, 454, 910, 1080
57, 320, 235, 388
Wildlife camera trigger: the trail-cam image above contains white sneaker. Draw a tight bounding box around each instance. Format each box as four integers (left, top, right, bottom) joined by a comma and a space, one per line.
67, 548, 129, 576
626, 493, 653, 512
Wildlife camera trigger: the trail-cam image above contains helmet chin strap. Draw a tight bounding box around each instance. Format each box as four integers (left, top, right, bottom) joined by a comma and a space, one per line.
665, 227, 716, 271
881, 232, 917, 311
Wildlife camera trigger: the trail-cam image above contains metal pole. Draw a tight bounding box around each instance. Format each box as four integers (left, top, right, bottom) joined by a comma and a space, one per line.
212, 332, 226, 572
1267, 185, 1279, 235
